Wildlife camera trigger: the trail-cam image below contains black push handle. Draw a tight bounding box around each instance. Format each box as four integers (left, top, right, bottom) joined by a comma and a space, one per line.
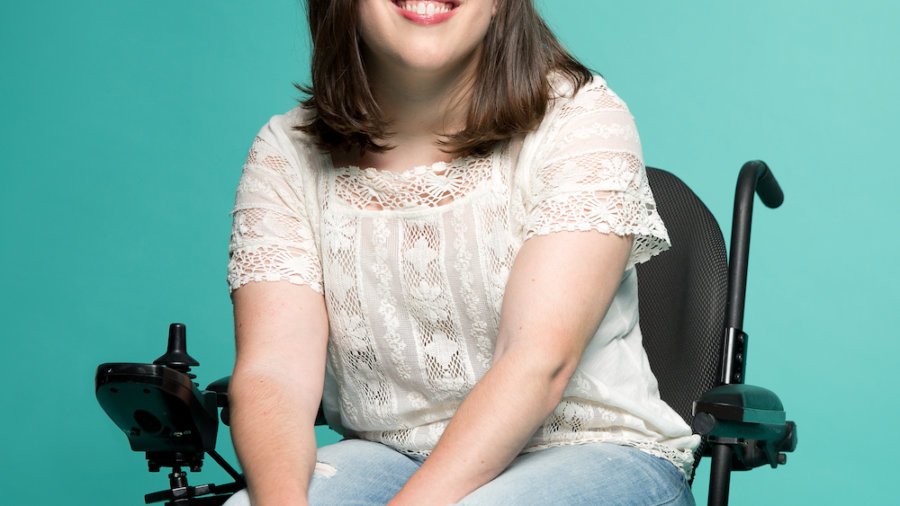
749, 161, 784, 209
726, 160, 784, 331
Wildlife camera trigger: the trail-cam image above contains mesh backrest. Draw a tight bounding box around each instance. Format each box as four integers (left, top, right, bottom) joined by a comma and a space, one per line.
636, 168, 728, 424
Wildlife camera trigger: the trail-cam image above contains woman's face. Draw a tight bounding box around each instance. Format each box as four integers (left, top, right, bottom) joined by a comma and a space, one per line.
358, 0, 497, 78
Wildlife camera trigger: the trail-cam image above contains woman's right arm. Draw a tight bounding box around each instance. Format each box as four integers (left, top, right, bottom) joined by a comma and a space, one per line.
226, 124, 328, 505
229, 280, 329, 506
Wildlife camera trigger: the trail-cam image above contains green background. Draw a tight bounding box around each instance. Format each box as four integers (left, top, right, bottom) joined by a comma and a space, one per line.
1, 0, 896, 504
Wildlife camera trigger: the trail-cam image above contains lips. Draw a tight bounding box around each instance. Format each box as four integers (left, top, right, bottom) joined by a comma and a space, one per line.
391, 1, 461, 25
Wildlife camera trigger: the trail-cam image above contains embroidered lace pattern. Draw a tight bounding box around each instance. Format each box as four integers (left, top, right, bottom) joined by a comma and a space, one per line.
228, 136, 322, 293
525, 80, 670, 268
332, 156, 494, 211
226, 77, 699, 477
316, 149, 505, 443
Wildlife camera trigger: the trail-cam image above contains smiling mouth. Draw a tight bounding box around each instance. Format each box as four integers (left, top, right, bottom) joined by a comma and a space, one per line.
392, 1, 461, 17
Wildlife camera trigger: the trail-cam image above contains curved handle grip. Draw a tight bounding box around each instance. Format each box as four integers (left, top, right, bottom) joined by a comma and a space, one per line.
743, 160, 784, 209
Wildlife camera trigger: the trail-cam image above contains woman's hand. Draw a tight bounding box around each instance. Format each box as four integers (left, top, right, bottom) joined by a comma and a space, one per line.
389, 230, 633, 505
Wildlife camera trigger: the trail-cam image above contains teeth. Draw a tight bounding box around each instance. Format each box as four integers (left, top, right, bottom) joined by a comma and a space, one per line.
398, 1, 453, 15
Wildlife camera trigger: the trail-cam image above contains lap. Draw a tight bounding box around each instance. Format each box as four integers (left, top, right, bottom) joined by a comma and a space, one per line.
223, 440, 692, 506
455, 443, 694, 506
307, 439, 422, 505
223, 439, 422, 506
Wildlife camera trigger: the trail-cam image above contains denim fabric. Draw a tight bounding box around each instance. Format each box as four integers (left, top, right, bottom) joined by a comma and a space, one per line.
223, 439, 694, 505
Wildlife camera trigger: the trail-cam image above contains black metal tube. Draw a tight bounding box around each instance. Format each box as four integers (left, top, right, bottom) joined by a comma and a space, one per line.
726, 161, 784, 331
708, 444, 733, 506
208, 450, 245, 485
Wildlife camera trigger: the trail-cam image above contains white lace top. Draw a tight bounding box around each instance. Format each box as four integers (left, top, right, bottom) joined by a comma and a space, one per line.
227, 76, 700, 477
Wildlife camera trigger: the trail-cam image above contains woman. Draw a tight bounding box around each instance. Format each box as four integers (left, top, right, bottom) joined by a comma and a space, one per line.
224, 0, 698, 504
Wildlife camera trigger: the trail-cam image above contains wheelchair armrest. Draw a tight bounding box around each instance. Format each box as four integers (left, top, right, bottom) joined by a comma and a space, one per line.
207, 376, 230, 402
205, 375, 328, 427
206, 376, 232, 425
692, 384, 798, 469
693, 383, 785, 425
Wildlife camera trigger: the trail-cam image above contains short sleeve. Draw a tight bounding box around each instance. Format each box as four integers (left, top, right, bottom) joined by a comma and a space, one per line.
226, 122, 323, 293
524, 79, 670, 268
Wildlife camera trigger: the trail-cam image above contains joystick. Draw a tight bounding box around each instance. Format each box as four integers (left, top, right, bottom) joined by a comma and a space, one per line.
154, 323, 200, 376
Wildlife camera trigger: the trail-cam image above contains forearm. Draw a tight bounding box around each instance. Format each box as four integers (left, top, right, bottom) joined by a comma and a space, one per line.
228, 281, 329, 505
390, 352, 569, 505
230, 369, 320, 506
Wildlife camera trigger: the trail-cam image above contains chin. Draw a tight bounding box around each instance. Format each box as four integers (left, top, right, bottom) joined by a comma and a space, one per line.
403, 37, 481, 72
400, 54, 465, 74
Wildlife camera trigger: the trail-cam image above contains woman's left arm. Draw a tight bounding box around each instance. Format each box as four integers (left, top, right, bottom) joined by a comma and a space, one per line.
390, 229, 633, 505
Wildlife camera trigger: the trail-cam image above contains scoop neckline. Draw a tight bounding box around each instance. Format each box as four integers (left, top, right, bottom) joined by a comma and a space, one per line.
340, 159, 460, 179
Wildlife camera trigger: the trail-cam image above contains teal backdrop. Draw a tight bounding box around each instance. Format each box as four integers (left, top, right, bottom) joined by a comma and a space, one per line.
1, 0, 897, 504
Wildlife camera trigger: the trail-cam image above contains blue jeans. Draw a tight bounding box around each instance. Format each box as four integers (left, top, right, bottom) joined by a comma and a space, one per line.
223, 439, 694, 505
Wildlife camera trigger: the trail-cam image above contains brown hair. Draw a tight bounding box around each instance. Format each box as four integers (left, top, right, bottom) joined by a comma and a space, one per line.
296, 0, 592, 157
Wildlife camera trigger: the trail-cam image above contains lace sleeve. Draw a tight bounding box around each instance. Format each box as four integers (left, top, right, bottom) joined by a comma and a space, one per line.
227, 131, 323, 294
525, 79, 670, 268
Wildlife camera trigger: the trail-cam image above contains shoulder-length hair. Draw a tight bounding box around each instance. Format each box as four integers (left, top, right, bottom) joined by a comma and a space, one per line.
296, 0, 592, 157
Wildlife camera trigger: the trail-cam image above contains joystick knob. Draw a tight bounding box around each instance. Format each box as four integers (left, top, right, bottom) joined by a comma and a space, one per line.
153, 323, 200, 373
